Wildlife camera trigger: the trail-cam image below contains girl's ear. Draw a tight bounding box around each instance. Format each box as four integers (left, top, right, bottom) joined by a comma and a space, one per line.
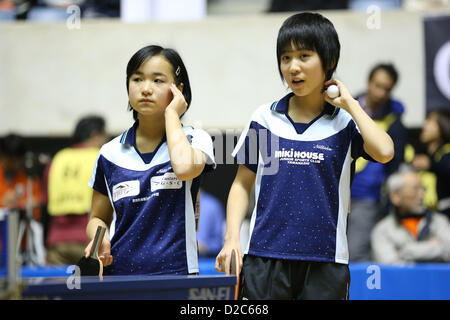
177, 82, 184, 92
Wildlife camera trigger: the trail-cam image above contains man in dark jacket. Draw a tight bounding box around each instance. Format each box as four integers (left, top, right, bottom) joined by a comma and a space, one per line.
348, 63, 407, 261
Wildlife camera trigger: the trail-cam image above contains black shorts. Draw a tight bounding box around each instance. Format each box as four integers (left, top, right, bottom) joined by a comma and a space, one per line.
239, 255, 350, 300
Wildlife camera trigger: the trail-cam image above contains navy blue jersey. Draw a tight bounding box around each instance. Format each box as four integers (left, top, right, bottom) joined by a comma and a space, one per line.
89, 122, 216, 275
233, 92, 371, 264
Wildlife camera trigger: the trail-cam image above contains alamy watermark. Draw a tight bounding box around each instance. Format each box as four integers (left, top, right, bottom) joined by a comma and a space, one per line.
66, 265, 81, 290
366, 5, 381, 30
366, 264, 381, 290
66, 5, 81, 30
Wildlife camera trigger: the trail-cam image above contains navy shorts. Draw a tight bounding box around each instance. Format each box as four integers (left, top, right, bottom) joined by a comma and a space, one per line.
239, 255, 350, 300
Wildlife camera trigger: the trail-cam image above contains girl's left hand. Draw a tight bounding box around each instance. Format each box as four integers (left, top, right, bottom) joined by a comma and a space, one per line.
323, 79, 357, 112
166, 83, 187, 117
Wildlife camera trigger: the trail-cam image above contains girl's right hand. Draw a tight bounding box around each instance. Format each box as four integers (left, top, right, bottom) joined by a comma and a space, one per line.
84, 238, 113, 267
215, 241, 242, 275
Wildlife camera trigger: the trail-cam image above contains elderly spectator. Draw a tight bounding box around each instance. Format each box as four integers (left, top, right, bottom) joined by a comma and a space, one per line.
371, 166, 450, 264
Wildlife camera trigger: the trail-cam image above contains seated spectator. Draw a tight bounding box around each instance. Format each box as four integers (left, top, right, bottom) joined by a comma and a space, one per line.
43, 115, 107, 265
412, 109, 450, 219
0, 133, 41, 219
26, 0, 83, 22
0, 0, 15, 21
404, 143, 438, 213
371, 166, 450, 264
0, 133, 44, 265
81, 0, 119, 18
404, 0, 450, 10
348, 63, 407, 262
348, 0, 402, 11
267, 0, 348, 11
197, 190, 225, 257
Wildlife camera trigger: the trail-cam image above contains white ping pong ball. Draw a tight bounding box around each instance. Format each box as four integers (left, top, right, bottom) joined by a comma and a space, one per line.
327, 85, 340, 99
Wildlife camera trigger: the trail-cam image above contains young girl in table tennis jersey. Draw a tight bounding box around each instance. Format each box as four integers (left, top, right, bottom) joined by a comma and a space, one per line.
85, 45, 215, 275
215, 12, 394, 299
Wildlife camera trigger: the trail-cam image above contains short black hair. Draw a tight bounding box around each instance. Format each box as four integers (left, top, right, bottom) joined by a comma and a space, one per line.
0, 134, 25, 158
73, 115, 105, 143
126, 45, 192, 120
368, 63, 399, 86
277, 12, 340, 81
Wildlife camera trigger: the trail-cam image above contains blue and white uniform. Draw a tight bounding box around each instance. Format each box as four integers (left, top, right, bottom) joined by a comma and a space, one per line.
89, 121, 216, 275
233, 92, 372, 264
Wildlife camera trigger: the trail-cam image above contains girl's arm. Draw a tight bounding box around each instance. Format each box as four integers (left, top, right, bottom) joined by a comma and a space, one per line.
165, 84, 206, 181
324, 79, 394, 164
85, 190, 114, 266
215, 165, 256, 274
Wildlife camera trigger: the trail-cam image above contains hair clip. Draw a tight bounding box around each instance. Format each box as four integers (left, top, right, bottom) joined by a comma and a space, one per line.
175, 66, 181, 76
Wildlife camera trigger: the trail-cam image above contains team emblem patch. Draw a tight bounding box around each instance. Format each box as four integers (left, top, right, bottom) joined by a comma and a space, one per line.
112, 180, 140, 202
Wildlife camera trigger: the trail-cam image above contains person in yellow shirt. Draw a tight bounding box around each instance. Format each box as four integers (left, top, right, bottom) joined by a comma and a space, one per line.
44, 115, 108, 265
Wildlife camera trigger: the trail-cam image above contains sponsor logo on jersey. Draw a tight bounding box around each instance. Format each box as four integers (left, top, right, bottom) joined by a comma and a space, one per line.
274, 148, 325, 165
132, 193, 159, 203
314, 144, 333, 151
156, 167, 172, 174
112, 180, 140, 202
151, 172, 182, 192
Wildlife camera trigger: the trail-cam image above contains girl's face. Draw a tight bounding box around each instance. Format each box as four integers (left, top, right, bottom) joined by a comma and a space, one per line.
279, 42, 326, 97
128, 55, 177, 117
420, 112, 440, 144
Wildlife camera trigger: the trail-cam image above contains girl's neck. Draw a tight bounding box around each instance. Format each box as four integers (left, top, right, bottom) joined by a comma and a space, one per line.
135, 114, 166, 153
289, 88, 325, 122
136, 114, 165, 139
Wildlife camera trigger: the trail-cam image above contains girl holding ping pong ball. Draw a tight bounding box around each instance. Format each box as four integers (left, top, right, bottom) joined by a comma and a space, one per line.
215, 12, 394, 299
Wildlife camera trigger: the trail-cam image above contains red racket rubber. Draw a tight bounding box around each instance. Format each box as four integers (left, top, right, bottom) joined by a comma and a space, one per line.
230, 249, 240, 300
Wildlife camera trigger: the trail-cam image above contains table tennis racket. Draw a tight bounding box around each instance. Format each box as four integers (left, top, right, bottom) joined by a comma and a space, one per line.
229, 249, 241, 300
76, 225, 106, 279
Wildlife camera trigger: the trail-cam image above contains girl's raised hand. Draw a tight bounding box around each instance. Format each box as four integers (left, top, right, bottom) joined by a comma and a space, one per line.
166, 83, 187, 117
323, 79, 357, 112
